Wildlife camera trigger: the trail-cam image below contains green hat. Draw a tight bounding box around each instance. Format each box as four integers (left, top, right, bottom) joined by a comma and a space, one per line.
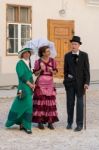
18, 48, 33, 58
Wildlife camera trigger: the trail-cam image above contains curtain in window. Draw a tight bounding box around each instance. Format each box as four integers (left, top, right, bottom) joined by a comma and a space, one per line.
7, 6, 17, 22
20, 7, 28, 23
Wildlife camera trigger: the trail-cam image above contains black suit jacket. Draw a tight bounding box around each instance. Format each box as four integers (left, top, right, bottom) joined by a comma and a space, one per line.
63, 51, 90, 96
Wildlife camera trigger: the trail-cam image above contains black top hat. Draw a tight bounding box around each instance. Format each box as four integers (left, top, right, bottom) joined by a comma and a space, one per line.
70, 36, 82, 45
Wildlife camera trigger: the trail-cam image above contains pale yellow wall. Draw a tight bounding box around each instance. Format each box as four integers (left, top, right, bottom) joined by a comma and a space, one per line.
0, 0, 99, 81
0, 0, 33, 74
32, 0, 99, 71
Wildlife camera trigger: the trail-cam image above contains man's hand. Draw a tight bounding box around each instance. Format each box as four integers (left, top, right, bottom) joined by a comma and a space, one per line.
84, 84, 89, 90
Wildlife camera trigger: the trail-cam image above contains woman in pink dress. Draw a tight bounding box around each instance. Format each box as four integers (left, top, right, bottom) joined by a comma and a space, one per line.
32, 46, 59, 129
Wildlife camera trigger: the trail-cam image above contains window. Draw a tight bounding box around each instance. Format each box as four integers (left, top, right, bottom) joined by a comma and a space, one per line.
6, 5, 32, 55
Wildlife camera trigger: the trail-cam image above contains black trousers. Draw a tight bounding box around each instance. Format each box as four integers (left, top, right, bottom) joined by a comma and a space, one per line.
66, 87, 83, 127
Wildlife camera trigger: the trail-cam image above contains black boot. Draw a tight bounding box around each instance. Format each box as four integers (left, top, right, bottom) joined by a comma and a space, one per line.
20, 124, 24, 130
48, 123, 54, 130
23, 128, 32, 134
20, 125, 32, 134
38, 123, 44, 129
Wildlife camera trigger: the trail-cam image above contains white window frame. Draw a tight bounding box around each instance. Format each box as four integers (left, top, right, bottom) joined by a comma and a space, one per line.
7, 23, 32, 55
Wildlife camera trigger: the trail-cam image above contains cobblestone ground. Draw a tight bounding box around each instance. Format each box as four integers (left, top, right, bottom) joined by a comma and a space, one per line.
0, 86, 99, 150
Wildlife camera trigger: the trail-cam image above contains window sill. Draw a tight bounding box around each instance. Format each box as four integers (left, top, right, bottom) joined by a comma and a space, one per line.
6, 53, 18, 56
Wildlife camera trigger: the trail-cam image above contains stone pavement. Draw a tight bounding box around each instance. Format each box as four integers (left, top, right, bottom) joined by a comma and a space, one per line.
0, 84, 99, 150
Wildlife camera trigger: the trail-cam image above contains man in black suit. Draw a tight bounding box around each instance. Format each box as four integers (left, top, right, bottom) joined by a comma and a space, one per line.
63, 36, 90, 131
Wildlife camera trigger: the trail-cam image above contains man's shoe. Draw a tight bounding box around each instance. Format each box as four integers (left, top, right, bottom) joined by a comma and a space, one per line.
66, 124, 72, 129
74, 126, 83, 132
38, 123, 44, 130
48, 123, 54, 130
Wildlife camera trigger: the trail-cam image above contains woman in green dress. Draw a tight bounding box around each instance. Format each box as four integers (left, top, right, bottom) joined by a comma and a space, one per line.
5, 48, 35, 134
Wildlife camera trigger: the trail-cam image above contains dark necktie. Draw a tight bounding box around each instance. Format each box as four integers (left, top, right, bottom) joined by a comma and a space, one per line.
72, 54, 79, 64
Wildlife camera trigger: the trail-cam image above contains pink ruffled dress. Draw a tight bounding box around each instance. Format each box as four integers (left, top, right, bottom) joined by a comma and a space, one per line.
32, 57, 59, 123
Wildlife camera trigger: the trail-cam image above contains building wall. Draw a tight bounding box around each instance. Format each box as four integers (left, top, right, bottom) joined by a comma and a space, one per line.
0, 0, 33, 85
0, 0, 33, 74
0, 0, 99, 86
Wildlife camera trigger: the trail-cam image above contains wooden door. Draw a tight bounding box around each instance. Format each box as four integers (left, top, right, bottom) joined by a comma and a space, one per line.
47, 19, 74, 78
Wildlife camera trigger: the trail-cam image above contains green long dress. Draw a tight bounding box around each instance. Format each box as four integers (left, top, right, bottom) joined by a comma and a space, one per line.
5, 59, 33, 130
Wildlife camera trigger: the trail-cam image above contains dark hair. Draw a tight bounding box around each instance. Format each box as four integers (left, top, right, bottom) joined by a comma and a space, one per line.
38, 46, 49, 57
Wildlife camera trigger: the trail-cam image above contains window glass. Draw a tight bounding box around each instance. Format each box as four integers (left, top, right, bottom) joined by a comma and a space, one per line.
6, 5, 32, 54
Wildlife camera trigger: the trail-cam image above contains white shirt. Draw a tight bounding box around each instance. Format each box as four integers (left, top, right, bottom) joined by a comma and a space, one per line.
22, 59, 30, 69
72, 50, 80, 55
